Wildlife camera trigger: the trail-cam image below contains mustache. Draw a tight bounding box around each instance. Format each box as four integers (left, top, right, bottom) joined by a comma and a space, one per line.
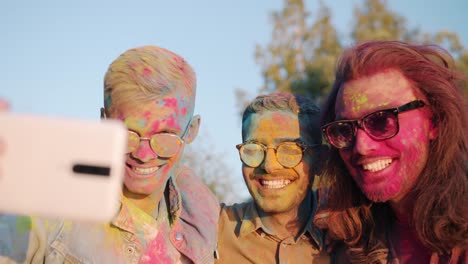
251, 170, 298, 180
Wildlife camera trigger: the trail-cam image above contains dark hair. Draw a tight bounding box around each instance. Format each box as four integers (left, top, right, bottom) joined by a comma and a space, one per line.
241, 92, 321, 144
317, 41, 468, 254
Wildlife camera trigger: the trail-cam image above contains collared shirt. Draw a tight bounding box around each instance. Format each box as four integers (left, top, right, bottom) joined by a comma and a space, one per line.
216, 191, 330, 264
0, 166, 219, 264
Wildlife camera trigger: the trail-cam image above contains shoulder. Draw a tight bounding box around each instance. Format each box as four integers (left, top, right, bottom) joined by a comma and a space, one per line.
175, 165, 220, 221
0, 214, 35, 262
0, 215, 63, 263
216, 202, 254, 259
218, 201, 255, 239
173, 166, 221, 263
219, 201, 252, 222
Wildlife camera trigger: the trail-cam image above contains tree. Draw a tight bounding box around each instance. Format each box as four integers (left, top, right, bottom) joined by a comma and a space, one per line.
248, 0, 467, 102
182, 132, 237, 203
352, 0, 408, 42
254, 0, 340, 101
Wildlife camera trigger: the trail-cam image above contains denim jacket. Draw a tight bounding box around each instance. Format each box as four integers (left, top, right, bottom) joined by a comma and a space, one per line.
0, 166, 219, 264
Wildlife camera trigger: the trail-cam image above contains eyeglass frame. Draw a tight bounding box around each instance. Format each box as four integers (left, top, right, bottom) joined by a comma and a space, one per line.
236, 140, 321, 168
126, 118, 193, 156
321, 100, 426, 149
101, 108, 193, 156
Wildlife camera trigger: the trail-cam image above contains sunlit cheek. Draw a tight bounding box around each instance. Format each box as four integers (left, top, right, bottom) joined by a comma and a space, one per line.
162, 150, 184, 172
293, 159, 309, 177
402, 140, 428, 172
242, 167, 257, 193
392, 133, 429, 200
242, 167, 253, 182
161, 162, 173, 175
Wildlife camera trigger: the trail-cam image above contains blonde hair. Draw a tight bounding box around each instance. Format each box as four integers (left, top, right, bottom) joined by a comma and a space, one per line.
103, 46, 196, 115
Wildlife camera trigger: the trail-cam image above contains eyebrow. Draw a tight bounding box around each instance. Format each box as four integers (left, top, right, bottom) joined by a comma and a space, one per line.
275, 137, 301, 143
245, 137, 301, 144
336, 105, 400, 121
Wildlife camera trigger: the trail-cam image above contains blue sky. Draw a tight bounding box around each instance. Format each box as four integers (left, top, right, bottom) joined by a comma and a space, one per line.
1, 0, 467, 201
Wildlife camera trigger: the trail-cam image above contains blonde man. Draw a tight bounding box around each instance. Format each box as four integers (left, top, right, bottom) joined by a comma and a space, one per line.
0, 46, 219, 263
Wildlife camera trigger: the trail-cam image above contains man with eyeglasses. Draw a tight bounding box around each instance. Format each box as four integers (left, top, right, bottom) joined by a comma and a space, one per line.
216, 92, 330, 263
315, 41, 467, 263
0, 46, 219, 263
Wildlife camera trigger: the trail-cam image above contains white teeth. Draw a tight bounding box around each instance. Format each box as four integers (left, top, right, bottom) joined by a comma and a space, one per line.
362, 159, 392, 172
133, 166, 159, 175
260, 179, 292, 189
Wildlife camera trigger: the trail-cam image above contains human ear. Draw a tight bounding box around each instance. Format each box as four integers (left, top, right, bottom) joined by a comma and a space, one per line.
184, 115, 200, 144
428, 119, 438, 140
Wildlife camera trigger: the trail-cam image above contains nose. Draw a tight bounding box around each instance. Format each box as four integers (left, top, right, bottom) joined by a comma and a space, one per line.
353, 129, 379, 155
261, 148, 283, 173
130, 139, 158, 162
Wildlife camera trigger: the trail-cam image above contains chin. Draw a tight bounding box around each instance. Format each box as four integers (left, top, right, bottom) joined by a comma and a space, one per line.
123, 181, 160, 196
363, 188, 399, 203
256, 200, 290, 214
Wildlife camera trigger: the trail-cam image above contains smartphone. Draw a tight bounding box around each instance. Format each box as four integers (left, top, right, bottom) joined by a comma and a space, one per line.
0, 112, 127, 222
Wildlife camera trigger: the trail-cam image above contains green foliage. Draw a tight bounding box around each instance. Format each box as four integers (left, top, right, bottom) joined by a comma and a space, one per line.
248, 0, 468, 106
254, 0, 340, 103
182, 134, 237, 203
352, 0, 408, 42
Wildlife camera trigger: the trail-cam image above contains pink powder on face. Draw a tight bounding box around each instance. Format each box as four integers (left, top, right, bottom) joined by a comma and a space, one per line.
165, 118, 180, 131
133, 144, 156, 160
150, 120, 161, 133
271, 112, 289, 124
162, 98, 178, 109
336, 70, 435, 204
116, 112, 125, 120
160, 97, 189, 117
143, 111, 152, 119
363, 175, 403, 202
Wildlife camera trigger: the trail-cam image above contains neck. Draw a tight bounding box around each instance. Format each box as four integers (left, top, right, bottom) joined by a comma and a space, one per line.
259, 191, 313, 240
389, 193, 415, 224
123, 185, 166, 217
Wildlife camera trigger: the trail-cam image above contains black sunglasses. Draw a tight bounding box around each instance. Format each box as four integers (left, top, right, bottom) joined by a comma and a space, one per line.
322, 100, 426, 149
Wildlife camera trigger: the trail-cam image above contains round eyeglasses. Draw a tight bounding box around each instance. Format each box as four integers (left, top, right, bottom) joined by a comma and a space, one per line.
236, 141, 320, 168
322, 100, 426, 149
127, 119, 191, 158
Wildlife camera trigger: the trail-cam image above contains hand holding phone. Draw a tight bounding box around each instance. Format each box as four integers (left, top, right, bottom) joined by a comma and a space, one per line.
0, 111, 127, 222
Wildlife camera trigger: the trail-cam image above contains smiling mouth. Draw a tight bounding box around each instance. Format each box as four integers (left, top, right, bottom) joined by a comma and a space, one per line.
362, 159, 392, 172
259, 179, 292, 189
126, 164, 160, 176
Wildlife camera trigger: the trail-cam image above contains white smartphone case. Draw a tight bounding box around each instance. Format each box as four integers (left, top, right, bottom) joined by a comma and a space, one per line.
0, 112, 127, 222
